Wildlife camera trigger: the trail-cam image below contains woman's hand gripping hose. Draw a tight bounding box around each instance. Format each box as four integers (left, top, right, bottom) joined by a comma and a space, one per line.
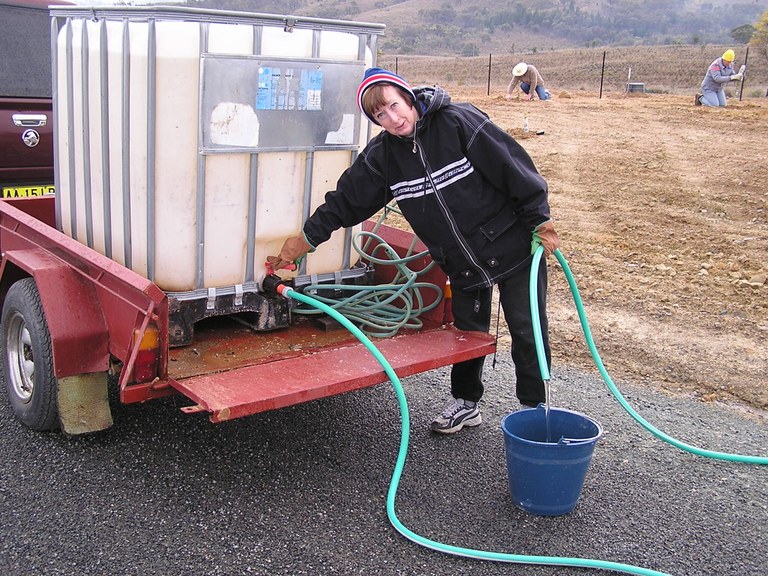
529, 246, 768, 465
531, 219, 560, 257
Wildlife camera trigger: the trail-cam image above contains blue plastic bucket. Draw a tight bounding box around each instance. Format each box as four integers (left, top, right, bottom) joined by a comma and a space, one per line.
501, 405, 603, 516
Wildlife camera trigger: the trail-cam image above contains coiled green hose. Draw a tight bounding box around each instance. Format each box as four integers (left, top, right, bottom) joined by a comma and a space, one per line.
293, 230, 442, 338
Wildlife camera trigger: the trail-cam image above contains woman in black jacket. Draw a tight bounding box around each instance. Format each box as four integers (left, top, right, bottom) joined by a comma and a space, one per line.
268, 68, 560, 433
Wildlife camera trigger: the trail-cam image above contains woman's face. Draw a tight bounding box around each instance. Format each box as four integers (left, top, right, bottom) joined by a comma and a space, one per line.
372, 85, 419, 137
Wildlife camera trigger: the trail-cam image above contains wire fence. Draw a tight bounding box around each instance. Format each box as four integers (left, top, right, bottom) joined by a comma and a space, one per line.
379, 45, 768, 98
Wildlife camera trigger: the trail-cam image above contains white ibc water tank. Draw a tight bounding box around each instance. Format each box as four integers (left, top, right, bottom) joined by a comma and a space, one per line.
53, 6, 382, 296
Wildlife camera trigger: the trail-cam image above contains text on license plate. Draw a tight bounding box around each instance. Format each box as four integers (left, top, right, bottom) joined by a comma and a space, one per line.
1, 185, 55, 198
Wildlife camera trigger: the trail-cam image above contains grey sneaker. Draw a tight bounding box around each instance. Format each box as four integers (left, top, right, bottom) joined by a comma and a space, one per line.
430, 398, 482, 434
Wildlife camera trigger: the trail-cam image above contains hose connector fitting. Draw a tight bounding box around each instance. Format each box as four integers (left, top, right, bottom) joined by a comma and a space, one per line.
262, 273, 289, 295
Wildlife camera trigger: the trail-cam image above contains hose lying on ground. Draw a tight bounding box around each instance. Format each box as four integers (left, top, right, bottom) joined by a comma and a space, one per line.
273, 280, 672, 576
264, 242, 765, 575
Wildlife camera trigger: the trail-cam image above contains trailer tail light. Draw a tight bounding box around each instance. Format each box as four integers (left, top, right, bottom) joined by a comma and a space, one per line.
133, 325, 160, 383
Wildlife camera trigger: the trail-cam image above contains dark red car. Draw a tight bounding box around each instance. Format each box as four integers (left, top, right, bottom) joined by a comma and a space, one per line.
0, 0, 71, 198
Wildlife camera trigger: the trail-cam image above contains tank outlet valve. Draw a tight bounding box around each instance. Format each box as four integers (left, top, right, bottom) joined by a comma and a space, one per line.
262, 274, 289, 295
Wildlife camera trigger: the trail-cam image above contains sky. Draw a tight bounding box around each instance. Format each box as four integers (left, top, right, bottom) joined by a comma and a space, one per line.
69, 0, 187, 4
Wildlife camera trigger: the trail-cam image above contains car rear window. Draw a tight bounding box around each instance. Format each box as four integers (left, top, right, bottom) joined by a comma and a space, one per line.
0, 2, 56, 98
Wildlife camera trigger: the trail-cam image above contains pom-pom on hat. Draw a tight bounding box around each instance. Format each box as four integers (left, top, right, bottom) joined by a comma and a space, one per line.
357, 67, 416, 125
512, 62, 529, 76
722, 49, 735, 62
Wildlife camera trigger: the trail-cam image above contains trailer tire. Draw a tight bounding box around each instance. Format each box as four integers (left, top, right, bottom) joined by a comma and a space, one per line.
1, 277, 59, 431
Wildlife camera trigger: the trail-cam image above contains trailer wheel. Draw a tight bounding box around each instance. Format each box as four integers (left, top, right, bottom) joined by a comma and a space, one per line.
1, 278, 59, 431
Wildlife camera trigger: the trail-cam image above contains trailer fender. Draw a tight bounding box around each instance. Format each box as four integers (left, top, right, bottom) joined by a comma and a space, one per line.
2, 248, 110, 376
1, 274, 112, 435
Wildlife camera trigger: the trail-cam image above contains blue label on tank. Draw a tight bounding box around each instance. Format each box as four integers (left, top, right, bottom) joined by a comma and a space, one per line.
256, 66, 275, 110
257, 66, 323, 111
303, 69, 323, 111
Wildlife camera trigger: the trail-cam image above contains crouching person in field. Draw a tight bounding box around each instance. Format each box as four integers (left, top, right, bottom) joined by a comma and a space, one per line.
696, 49, 744, 107
506, 62, 551, 101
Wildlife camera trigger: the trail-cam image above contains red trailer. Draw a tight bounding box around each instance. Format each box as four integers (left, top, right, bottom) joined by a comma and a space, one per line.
0, 6, 494, 434
0, 195, 495, 434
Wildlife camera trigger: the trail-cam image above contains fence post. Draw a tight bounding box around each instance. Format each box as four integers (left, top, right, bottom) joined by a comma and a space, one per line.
487, 54, 492, 95
599, 51, 606, 99
739, 45, 749, 101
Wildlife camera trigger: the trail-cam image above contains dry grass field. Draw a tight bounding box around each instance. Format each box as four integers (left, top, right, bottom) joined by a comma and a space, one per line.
379, 44, 768, 97
374, 49, 768, 415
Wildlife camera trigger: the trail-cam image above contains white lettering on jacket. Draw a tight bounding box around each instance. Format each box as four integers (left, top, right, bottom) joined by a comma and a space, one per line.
389, 157, 474, 201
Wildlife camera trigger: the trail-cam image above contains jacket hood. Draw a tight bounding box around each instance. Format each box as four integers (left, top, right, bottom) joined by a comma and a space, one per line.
413, 85, 452, 120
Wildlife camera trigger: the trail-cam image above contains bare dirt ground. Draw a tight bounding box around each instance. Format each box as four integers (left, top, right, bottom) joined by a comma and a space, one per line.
392, 89, 768, 416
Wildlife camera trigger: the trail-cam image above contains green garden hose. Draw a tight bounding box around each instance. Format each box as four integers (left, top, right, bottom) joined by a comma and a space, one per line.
293, 230, 442, 338
530, 247, 768, 466
275, 282, 672, 576
268, 243, 765, 576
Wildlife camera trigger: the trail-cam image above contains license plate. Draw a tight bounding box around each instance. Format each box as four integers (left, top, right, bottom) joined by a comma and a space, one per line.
1, 185, 55, 198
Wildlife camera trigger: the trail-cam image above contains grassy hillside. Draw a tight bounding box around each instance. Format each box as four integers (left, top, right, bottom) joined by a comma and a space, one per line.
195, 0, 767, 56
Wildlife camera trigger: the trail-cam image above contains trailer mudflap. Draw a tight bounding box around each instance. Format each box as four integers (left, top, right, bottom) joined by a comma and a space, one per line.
58, 372, 113, 434
170, 325, 495, 423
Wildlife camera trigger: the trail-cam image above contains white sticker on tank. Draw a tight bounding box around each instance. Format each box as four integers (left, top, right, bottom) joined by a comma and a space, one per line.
325, 113, 355, 145
210, 102, 260, 146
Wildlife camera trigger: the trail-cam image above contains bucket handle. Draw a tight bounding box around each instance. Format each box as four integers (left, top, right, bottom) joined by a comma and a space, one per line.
557, 436, 599, 446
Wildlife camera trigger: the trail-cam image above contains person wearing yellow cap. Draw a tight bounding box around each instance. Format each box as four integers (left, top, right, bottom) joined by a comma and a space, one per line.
696, 49, 745, 107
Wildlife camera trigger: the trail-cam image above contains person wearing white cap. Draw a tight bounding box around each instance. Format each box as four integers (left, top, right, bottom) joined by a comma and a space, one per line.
268, 67, 560, 433
506, 62, 550, 101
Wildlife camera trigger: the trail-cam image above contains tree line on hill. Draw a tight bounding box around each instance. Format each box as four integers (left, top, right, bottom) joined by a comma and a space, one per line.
193, 0, 768, 58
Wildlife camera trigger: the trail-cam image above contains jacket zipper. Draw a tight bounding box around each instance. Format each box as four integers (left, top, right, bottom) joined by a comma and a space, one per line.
413, 135, 493, 287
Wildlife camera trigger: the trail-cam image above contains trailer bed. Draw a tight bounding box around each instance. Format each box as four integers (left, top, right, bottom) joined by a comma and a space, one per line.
164, 220, 496, 423
171, 319, 495, 422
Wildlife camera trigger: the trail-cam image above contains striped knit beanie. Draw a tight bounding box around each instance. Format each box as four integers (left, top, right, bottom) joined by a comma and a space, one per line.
356, 67, 416, 125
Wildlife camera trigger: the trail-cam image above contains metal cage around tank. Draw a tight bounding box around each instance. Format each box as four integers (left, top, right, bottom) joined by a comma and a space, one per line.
50, 6, 385, 344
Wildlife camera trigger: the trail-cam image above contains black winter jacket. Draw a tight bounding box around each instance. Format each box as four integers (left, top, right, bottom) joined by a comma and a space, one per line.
303, 86, 552, 291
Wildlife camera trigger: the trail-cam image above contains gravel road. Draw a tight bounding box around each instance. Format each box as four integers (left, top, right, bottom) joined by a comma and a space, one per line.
1, 356, 766, 576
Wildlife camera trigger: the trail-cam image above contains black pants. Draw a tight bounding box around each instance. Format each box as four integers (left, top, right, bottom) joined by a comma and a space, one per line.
450, 262, 550, 406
